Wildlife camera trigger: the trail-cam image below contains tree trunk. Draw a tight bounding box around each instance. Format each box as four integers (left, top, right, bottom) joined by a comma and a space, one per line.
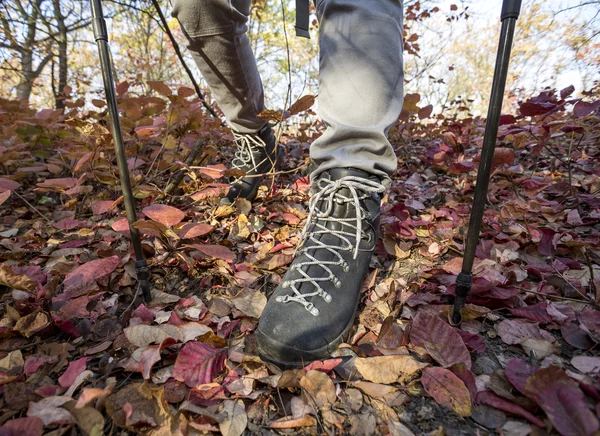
53, 0, 68, 109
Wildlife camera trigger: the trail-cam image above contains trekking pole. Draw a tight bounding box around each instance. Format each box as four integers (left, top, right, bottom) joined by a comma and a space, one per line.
90, 0, 152, 302
451, 0, 522, 325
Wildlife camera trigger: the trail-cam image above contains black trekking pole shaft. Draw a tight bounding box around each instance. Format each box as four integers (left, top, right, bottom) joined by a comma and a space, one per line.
451, 0, 521, 325
90, 0, 151, 302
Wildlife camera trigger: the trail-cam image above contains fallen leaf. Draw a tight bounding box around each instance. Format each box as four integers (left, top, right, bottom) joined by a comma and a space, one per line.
76, 387, 113, 408
421, 367, 472, 417
187, 243, 236, 262
496, 319, 553, 345
0, 264, 37, 291
0, 417, 44, 436
477, 391, 545, 427
173, 341, 226, 388
58, 357, 88, 388
124, 324, 183, 348
176, 222, 213, 239
63, 256, 119, 296
355, 355, 428, 384
27, 396, 74, 426
411, 312, 471, 369
0, 350, 24, 372
142, 204, 185, 227
300, 370, 336, 409
269, 414, 317, 429
104, 382, 169, 430
219, 399, 247, 436
14, 312, 50, 338
523, 365, 600, 435
231, 288, 267, 318
504, 358, 538, 394
571, 356, 600, 375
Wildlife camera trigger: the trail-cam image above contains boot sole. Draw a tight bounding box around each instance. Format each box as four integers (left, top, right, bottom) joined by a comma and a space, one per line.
256, 307, 357, 369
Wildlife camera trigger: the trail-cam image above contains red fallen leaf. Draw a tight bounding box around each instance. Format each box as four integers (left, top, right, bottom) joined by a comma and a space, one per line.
421, 367, 472, 416
449, 363, 477, 405
73, 152, 93, 173
177, 222, 213, 239
304, 358, 343, 373
58, 357, 88, 388
24, 355, 57, 376
142, 204, 185, 227
36, 177, 78, 190
499, 114, 516, 125
187, 244, 236, 262
282, 213, 301, 225
111, 217, 130, 234
0, 178, 20, 192
132, 304, 155, 323
538, 228, 558, 256
53, 218, 87, 230
504, 358, 539, 394
477, 391, 544, 427
524, 365, 599, 435
91, 199, 119, 215
492, 147, 515, 167
198, 164, 226, 179
188, 384, 228, 407
496, 319, 553, 345
63, 256, 120, 296
0, 416, 44, 436
578, 309, 600, 342
173, 342, 227, 388
509, 302, 552, 324
190, 184, 229, 201
411, 312, 471, 369
0, 190, 10, 206
454, 329, 486, 353
561, 322, 594, 350
35, 385, 61, 397
141, 338, 178, 380
448, 161, 475, 174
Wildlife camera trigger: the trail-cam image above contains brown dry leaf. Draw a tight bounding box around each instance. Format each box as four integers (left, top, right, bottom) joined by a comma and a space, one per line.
0, 264, 37, 291
64, 402, 105, 436
124, 324, 183, 348
288, 95, 316, 116
0, 350, 24, 371
219, 399, 247, 436
104, 382, 169, 431
27, 396, 75, 426
269, 414, 317, 429
14, 311, 50, 338
421, 367, 472, 417
76, 387, 113, 409
355, 355, 428, 384
231, 288, 267, 318
299, 370, 337, 410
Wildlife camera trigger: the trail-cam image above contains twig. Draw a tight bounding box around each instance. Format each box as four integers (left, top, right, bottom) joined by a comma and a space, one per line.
518, 286, 595, 305
551, 264, 594, 303
12, 191, 52, 224
149, 0, 219, 119
156, 138, 206, 200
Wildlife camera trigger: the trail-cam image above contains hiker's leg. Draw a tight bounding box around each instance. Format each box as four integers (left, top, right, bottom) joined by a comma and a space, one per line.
172, 0, 280, 202
256, 0, 404, 366
171, 0, 266, 134
311, 0, 404, 186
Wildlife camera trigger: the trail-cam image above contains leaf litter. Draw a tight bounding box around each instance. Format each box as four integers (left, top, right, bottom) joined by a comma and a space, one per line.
0, 84, 599, 435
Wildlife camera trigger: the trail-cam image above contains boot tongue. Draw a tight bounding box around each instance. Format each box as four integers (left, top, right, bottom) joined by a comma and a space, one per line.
315, 168, 381, 231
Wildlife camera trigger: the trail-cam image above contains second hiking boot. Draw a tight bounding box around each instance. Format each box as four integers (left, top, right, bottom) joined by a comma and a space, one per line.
224, 124, 281, 204
256, 168, 386, 367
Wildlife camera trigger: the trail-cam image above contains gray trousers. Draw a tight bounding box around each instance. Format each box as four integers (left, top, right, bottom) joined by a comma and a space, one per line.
171, 0, 404, 185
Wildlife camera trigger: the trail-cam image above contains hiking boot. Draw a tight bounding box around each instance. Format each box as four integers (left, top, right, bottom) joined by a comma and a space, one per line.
223, 125, 282, 204
256, 168, 386, 367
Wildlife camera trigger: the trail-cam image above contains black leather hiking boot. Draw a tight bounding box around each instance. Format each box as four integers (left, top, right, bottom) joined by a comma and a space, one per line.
223, 125, 282, 204
256, 168, 386, 367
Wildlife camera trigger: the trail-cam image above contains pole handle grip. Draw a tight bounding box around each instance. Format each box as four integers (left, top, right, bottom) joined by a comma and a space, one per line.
501, 0, 522, 20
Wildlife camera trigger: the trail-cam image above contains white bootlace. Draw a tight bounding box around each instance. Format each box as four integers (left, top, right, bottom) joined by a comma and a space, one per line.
275, 176, 386, 316
231, 131, 275, 176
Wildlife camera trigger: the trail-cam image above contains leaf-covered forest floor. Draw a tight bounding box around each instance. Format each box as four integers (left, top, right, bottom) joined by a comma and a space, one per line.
0, 83, 599, 436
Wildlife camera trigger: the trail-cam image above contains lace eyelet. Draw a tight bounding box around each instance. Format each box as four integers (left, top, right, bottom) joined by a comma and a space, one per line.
306, 303, 319, 316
